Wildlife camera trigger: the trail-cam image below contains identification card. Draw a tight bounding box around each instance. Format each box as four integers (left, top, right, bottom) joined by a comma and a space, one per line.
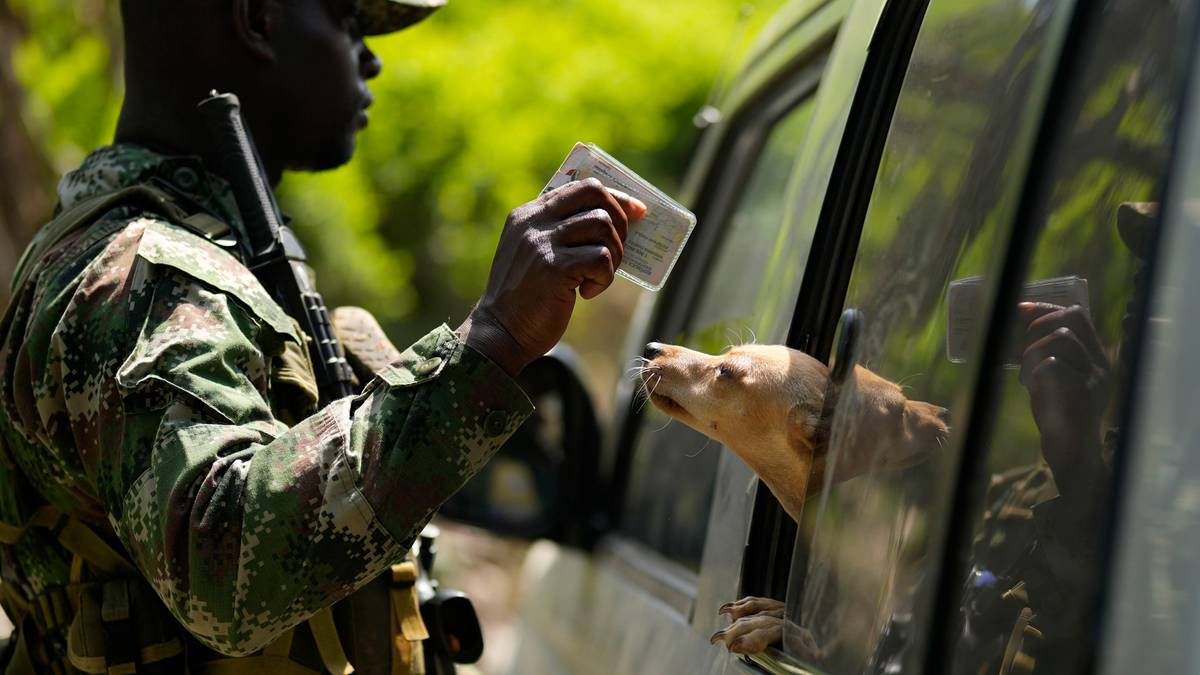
946, 275, 1091, 365
543, 143, 697, 292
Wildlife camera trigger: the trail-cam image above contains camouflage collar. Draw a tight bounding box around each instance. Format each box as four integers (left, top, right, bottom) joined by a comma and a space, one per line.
57, 144, 250, 252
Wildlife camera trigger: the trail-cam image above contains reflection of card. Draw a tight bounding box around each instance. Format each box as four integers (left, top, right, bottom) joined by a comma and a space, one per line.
543, 143, 697, 292
946, 275, 1091, 365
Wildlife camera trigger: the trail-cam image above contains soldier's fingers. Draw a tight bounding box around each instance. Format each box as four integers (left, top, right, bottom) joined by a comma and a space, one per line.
542, 178, 642, 242
1016, 302, 1063, 327
1018, 330, 1089, 387
1025, 304, 1106, 365
561, 245, 616, 300
605, 188, 647, 234
555, 209, 625, 268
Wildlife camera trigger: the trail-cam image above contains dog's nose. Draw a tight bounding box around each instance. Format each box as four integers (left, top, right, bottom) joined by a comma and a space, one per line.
644, 342, 664, 359
937, 407, 951, 424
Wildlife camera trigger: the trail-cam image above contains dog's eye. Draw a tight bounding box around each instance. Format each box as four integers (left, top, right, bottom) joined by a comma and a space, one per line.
717, 364, 735, 379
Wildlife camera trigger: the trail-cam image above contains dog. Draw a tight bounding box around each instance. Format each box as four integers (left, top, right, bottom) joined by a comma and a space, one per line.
637, 341, 949, 655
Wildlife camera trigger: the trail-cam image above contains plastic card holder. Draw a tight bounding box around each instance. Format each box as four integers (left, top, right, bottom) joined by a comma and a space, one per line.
543, 143, 697, 292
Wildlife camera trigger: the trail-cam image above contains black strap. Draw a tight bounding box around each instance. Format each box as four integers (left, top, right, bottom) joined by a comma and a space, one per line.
10, 184, 192, 295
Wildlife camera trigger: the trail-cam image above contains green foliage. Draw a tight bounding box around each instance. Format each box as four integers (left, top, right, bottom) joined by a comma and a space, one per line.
9, 0, 785, 347
280, 1, 778, 343
10, 0, 122, 171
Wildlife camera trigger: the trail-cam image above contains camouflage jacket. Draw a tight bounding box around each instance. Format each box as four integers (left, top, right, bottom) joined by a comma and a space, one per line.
0, 144, 533, 657
951, 462, 1106, 674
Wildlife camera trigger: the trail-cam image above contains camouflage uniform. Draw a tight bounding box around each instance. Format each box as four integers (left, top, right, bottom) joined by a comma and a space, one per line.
0, 144, 532, 662
950, 461, 1107, 675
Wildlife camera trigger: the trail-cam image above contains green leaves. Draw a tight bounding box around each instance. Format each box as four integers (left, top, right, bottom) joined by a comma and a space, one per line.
8, 0, 783, 345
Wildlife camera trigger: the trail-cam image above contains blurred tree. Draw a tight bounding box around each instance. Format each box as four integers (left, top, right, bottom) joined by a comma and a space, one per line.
0, 0, 122, 307
0, 0, 781, 350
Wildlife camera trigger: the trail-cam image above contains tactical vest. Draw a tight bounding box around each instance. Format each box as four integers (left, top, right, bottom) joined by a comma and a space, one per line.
0, 185, 430, 675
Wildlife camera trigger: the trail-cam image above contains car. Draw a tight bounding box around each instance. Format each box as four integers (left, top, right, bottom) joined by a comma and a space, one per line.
440, 0, 1200, 672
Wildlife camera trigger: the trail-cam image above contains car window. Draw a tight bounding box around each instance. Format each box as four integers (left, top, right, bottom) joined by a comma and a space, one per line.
936, 1, 1195, 673
1101, 10, 1200, 673
620, 95, 817, 570
774, 0, 1077, 671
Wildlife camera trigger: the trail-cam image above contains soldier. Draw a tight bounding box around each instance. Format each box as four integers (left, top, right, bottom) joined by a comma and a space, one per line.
0, 0, 645, 673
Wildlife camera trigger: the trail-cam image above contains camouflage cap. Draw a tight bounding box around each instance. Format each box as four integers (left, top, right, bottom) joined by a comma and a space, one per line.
359, 0, 447, 36
1117, 202, 1158, 260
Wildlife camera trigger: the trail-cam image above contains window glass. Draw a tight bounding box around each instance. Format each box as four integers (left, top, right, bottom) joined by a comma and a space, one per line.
774, 0, 1075, 671
621, 97, 816, 569
1101, 10, 1200, 674
941, 1, 1194, 674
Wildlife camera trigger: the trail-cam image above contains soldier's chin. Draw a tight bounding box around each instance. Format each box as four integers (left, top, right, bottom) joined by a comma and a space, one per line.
295, 134, 357, 173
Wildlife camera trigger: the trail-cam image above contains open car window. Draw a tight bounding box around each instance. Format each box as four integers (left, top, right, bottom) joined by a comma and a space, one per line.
620, 92, 820, 570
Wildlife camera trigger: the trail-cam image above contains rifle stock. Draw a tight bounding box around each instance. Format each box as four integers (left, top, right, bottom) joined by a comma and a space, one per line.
198, 91, 355, 406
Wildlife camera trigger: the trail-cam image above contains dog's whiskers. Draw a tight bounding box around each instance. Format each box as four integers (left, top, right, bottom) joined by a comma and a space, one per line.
685, 435, 713, 458
633, 371, 662, 413
721, 325, 759, 353
638, 374, 664, 413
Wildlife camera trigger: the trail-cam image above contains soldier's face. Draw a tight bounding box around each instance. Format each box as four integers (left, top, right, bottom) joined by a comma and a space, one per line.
263, 0, 382, 171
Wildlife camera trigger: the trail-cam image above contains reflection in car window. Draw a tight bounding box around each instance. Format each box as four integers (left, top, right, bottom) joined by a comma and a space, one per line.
620, 98, 816, 569
1102, 14, 1200, 673
941, 1, 1194, 673
776, 0, 1074, 671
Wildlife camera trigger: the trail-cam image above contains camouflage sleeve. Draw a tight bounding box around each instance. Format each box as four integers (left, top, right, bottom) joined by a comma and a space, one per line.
65, 220, 532, 656
1031, 494, 1104, 593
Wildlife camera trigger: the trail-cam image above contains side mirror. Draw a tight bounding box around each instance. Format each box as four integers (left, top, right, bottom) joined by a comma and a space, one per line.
439, 344, 600, 546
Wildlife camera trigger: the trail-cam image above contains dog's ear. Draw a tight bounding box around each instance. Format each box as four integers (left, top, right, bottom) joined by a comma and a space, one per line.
786, 403, 829, 509
787, 404, 826, 454
787, 401, 816, 449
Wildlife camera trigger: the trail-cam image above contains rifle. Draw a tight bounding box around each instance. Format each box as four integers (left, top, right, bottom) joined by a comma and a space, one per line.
197, 91, 355, 407
197, 92, 485, 675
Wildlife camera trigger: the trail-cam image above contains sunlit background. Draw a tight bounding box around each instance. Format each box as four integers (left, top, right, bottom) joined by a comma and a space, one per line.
0, 0, 789, 671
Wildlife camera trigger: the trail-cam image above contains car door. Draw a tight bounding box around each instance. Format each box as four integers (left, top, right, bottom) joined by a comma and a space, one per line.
726, 0, 1196, 673
726, 0, 1090, 672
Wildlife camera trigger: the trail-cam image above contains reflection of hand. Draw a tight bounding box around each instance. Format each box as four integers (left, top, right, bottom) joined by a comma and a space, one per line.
461, 179, 645, 376
1016, 302, 1111, 498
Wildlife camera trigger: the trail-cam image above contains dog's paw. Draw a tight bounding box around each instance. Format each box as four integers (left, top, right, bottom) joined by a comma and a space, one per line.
717, 596, 785, 621
711, 597, 786, 654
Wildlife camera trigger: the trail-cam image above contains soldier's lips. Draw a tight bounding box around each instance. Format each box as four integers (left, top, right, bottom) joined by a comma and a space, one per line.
356, 92, 374, 130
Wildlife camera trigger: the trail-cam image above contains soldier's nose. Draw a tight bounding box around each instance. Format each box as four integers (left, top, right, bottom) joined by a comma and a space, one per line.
644, 342, 665, 360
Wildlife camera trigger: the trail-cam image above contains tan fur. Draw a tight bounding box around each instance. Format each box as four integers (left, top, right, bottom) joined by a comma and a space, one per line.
640, 343, 948, 523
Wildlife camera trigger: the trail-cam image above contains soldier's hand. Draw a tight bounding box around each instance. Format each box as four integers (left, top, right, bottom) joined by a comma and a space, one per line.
460, 178, 646, 376
1016, 301, 1112, 498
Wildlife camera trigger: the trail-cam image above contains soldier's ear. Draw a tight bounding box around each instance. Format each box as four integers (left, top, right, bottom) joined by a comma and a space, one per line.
231, 0, 278, 63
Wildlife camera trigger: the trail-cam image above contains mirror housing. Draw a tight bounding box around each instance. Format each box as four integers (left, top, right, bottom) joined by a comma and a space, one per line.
438, 344, 600, 547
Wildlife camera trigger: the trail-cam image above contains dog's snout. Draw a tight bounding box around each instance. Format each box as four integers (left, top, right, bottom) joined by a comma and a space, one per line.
644, 342, 665, 360
937, 407, 951, 424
